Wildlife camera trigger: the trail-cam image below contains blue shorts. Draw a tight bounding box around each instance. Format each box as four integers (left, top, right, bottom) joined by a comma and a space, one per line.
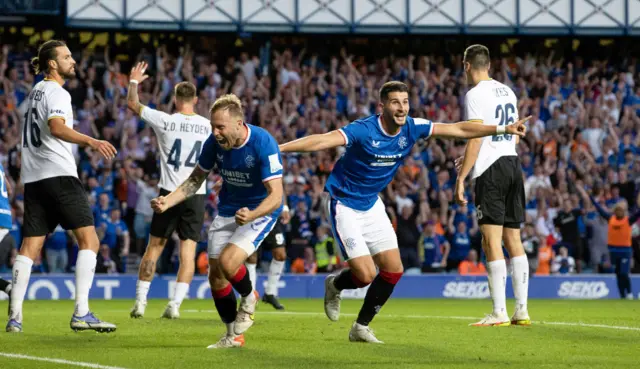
608, 246, 632, 275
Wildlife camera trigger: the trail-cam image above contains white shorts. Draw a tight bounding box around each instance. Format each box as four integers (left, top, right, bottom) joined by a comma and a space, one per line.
327, 197, 398, 260
207, 214, 278, 259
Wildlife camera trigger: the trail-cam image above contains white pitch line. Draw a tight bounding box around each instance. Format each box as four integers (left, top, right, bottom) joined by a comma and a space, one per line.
178, 309, 640, 331
0, 352, 128, 369
537, 321, 640, 331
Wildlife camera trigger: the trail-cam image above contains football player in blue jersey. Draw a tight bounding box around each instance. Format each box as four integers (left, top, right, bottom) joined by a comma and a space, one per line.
0, 163, 13, 315
150, 94, 284, 349
280, 81, 529, 343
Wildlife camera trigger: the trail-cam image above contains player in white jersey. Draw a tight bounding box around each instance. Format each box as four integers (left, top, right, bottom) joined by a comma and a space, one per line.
6, 40, 117, 333
455, 44, 531, 327
126, 62, 211, 319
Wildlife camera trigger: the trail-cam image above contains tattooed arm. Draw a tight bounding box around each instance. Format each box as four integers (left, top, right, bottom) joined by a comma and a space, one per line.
150, 166, 208, 213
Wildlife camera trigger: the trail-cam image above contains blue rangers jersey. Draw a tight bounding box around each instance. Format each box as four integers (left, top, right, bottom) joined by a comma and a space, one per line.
198, 124, 284, 217
325, 114, 433, 211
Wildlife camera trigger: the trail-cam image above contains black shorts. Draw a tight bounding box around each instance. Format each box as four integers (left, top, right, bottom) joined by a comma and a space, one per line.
24, 176, 94, 237
261, 220, 286, 250
149, 188, 205, 242
474, 156, 525, 229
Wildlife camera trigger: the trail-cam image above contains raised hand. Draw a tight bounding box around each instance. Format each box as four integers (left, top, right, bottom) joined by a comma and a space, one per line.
130, 61, 149, 84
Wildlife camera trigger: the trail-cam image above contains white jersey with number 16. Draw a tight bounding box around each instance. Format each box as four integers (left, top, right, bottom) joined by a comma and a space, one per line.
465, 79, 519, 179
21, 79, 78, 184
140, 107, 210, 194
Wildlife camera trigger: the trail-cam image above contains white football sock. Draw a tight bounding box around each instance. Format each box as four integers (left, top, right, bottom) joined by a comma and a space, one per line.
75, 250, 97, 317
510, 255, 529, 311
246, 262, 257, 291
487, 259, 507, 316
172, 282, 190, 306
265, 259, 285, 296
9, 255, 33, 322
136, 280, 151, 303
242, 289, 257, 306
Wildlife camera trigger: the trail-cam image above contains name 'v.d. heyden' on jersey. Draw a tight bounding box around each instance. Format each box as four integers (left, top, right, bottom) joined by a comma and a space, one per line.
140, 107, 211, 194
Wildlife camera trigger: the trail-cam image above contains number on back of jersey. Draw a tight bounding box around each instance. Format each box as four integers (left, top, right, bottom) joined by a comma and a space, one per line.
167, 139, 203, 172
23, 108, 42, 148
492, 103, 515, 142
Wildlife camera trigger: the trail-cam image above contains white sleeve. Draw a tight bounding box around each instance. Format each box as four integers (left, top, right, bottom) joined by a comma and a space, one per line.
464, 91, 483, 122
140, 106, 170, 129
47, 90, 72, 122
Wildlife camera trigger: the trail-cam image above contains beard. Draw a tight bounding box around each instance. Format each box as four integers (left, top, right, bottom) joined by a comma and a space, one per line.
60, 66, 76, 79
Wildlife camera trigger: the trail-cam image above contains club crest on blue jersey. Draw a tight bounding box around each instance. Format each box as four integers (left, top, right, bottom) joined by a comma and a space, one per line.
245, 154, 255, 168
398, 136, 408, 149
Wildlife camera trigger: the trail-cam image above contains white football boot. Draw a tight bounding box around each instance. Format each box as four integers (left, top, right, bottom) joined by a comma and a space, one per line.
234, 290, 259, 335
348, 322, 384, 343
130, 300, 147, 319
324, 274, 341, 321
510, 305, 531, 326
161, 302, 180, 319
470, 312, 511, 327
207, 334, 245, 349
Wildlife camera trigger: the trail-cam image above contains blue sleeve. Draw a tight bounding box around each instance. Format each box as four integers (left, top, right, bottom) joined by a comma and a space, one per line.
259, 134, 283, 182
590, 195, 611, 220
412, 118, 434, 140
197, 134, 217, 171
339, 121, 368, 147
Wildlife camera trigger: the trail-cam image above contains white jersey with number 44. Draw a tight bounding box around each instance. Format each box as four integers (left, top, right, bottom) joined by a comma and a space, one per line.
21, 79, 78, 184
141, 107, 210, 194
465, 79, 519, 179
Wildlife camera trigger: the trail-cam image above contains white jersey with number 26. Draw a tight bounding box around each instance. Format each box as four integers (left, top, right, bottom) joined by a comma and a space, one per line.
140, 107, 210, 194
21, 79, 78, 184
465, 79, 519, 179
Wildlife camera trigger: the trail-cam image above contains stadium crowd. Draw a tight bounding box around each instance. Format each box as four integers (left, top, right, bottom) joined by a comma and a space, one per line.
0, 35, 639, 277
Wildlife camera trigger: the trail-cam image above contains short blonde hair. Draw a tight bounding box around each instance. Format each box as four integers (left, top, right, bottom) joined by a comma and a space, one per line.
210, 94, 244, 119
174, 82, 197, 101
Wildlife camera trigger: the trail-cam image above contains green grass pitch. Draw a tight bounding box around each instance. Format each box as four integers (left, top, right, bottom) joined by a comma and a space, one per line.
0, 299, 638, 369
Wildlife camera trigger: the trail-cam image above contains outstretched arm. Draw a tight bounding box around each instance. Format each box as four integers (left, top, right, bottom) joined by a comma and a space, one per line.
431, 116, 530, 139
279, 130, 346, 153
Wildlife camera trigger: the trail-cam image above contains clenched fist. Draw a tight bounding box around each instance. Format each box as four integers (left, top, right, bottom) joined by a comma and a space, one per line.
235, 207, 255, 226
151, 196, 169, 214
